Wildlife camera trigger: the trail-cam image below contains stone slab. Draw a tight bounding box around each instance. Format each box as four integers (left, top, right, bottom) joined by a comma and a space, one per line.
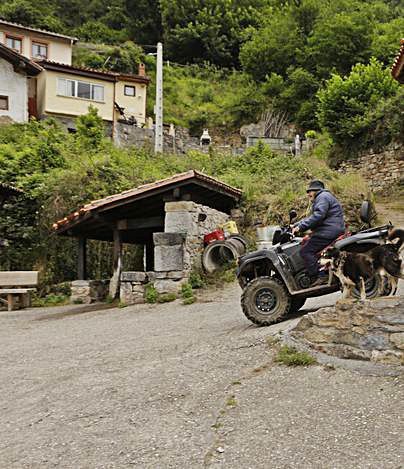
153, 232, 185, 246
154, 245, 184, 271
164, 201, 197, 212
121, 271, 148, 283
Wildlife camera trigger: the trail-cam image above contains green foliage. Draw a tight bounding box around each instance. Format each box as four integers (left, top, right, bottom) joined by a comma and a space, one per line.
317, 59, 399, 157
305, 130, 317, 139
189, 271, 205, 289
181, 282, 194, 299
182, 296, 196, 305
145, 284, 158, 304
157, 293, 177, 303
160, 0, 267, 68
32, 293, 69, 307
75, 105, 106, 149
275, 345, 316, 366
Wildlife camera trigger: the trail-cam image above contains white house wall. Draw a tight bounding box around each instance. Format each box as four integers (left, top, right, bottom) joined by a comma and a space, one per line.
0, 57, 28, 122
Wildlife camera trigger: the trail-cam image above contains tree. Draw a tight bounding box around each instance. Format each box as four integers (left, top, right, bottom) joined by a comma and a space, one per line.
305, 11, 374, 78
240, 12, 301, 80
317, 59, 399, 152
160, 0, 267, 67
371, 18, 404, 65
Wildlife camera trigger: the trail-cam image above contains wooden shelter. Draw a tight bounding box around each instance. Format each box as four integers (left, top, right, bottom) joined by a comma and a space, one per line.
53, 171, 242, 295
391, 39, 404, 83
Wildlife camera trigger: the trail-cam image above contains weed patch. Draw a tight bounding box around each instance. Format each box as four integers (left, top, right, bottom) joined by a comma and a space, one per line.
275, 345, 316, 367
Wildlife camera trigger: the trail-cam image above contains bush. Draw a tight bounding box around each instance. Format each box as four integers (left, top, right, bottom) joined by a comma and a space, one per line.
157, 293, 177, 303
189, 270, 205, 289
181, 282, 194, 299
317, 59, 399, 157
145, 284, 158, 304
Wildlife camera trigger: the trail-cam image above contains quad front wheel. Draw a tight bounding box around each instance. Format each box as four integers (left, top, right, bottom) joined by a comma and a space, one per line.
241, 276, 291, 326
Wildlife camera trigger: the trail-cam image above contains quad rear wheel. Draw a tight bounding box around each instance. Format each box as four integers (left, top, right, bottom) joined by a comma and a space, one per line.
241, 277, 291, 326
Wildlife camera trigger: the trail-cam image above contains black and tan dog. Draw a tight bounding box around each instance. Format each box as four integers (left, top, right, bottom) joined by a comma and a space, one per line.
387, 227, 404, 254
321, 243, 404, 300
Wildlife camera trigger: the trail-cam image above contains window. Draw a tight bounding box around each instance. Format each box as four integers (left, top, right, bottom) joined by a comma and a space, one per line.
57, 78, 104, 102
32, 42, 48, 59
0, 96, 9, 111
124, 85, 136, 97
6, 35, 22, 53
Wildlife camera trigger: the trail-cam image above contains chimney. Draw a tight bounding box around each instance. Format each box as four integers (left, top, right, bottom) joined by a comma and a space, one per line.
138, 63, 146, 76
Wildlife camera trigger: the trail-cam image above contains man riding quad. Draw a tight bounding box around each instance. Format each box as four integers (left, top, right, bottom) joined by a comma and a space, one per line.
291, 180, 345, 287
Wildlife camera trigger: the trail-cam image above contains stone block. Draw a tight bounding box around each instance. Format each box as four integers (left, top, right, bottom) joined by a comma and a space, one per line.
303, 326, 338, 344
154, 245, 184, 271
165, 211, 195, 234
121, 271, 148, 283
165, 201, 197, 212
120, 282, 145, 305
154, 278, 186, 294
153, 232, 185, 246
371, 350, 404, 365
154, 271, 185, 280
390, 332, 404, 350
71, 280, 91, 287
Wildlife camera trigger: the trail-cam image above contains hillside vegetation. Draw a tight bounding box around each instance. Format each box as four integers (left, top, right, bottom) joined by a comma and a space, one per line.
0, 0, 403, 158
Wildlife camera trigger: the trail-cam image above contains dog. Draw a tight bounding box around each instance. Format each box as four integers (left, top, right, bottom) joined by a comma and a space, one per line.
321, 244, 404, 300
320, 248, 374, 300
387, 227, 404, 255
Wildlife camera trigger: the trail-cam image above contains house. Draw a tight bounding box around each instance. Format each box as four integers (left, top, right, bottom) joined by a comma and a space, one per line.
0, 19, 76, 65
0, 43, 42, 122
391, 38, 404, 83
35, 61, 150, 132
0, 20, 150, 132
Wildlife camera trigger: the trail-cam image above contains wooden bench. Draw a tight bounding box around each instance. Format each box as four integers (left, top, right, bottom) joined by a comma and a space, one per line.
0, 271, 39, 311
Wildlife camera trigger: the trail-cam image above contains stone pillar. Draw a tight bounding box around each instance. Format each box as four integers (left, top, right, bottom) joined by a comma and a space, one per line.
120, 272, 148, 304
109, 228, 122, 299
77, 237, 87, 280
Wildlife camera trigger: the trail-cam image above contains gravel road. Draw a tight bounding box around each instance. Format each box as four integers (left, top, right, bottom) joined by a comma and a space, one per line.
0, 284, 403, 468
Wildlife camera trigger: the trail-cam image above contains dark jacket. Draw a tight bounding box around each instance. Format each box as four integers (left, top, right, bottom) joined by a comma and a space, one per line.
297, 189, 345, 239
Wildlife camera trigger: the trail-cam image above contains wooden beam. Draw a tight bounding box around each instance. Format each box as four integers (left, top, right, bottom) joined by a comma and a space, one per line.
117, 216, 164, 230
109, 228, 122, 299
78, 237, 87, 280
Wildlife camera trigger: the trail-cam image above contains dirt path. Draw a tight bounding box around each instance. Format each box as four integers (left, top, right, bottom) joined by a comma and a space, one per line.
0, 285, 402, 468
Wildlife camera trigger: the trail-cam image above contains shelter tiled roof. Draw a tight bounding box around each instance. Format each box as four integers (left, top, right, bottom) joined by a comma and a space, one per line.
0, 183, 23, 197
0, 18, 77, 42
53, 170, 242, 235
391, 38, 404, 83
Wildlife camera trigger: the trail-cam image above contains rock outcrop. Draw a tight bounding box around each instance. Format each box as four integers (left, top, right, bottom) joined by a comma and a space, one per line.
290, 297, 404, 366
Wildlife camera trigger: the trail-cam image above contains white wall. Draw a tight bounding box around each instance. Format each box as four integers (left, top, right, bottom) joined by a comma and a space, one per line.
0, 57, 28, 122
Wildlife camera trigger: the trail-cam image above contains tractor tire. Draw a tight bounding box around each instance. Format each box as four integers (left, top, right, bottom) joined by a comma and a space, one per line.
241, 276, 291, 326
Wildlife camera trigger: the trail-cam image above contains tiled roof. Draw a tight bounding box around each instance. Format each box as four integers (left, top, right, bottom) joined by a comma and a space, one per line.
0, 18, 77, 42
38, 60, 151, 84
0, 42, 43, 75
391, 38, 404, 83
0, 183, 23, 196
53, 170, 242, 231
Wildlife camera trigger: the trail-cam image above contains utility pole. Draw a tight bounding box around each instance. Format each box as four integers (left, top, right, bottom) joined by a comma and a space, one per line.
154, 42, 163, 153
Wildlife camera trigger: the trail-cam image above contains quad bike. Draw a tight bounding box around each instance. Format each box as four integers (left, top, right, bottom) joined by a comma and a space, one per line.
236, 202, 394, 326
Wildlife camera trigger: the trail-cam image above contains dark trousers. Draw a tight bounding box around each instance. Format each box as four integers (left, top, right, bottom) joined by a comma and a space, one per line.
300, 235, 336, 278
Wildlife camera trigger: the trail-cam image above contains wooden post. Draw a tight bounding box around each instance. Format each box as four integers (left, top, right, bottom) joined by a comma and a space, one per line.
78, 237, 87, 280
109, 228, 122, 299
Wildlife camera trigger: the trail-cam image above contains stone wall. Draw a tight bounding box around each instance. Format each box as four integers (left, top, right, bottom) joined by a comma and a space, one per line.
338, 144, 404, 193
290, 297, 404, 365
70, 280, 109, 304
164, 201, 229, 271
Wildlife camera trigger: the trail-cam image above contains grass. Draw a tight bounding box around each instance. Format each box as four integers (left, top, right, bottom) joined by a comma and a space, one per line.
157, 293, 177, 303
275, 345, 316, 367
32, 293, 69, 307
145, 284, 158, 304
226, 395, 237, 407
